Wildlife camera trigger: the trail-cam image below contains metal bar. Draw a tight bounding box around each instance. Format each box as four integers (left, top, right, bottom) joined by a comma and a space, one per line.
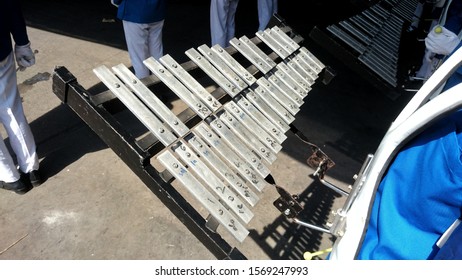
173, 140, 254, 224
144, 57, 213, 119
275, 63, 311, 97
293, 218, 332, 234
236, 92, 290, 134
186, 48, 242, 97
309, 26, 397, 97
263, 28, 298, 55
287, 56, 319, 81
256, 30, 291, 59
235, 90, 289, 143
111, 64, 190, 138
230, 38, 272, 74
157, 150, 249, 242
271, 26, 301, 52
351, 14, 379, 36
218, 108, 278, 164
159, 54, 222, 113
339, 20, 372, 45
211, 44, 257, 86
252, 83, 296, 127
266, 72, 304, 106
93, 65, 178, 146
208, 117, 271, 178
230, 36, 276, 74
358, 55, 397, 87
224, 101, 282, 152
198, 44, 248, 91
298, 47, 325, 73
193, 123, 267, 192
327, 25, 367, 54
256, 77, 299, 116
284, 60, 317, 85
186, 134, 260, 207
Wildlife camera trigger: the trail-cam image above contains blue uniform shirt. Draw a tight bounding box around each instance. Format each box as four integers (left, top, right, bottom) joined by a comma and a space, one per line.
115, 0, 166, 24
0, 0, 29, 61
358, 110, 462, 259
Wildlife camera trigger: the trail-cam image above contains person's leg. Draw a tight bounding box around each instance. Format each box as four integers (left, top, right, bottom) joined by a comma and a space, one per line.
123, 20, 151, 79
0, 53, 38, 183
226, 0, 239, 44
0, 132, 20, 183
258, 0, 272, 31
0, 55, 20, 183
6, 89, 39, 174
211, 0, 228, 47
273, 0, 278, 14
147, 20, 165, 60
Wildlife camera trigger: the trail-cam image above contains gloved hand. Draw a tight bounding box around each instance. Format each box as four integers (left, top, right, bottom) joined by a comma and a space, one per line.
14, 42, 35, 71
425, 25, 460, 56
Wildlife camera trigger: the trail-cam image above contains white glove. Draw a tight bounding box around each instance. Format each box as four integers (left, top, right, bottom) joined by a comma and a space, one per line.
425, 25, 460, 55
111, 0, 119, 7
14, 42, 35, 71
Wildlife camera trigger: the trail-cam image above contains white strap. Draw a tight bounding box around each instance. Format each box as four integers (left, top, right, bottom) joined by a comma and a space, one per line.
436, 219, 461, 248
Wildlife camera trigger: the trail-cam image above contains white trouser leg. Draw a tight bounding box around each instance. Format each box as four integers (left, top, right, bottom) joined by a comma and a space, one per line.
147, 20, 164, 61
225, 0, 239, 44
211, 0, 228, 47
0, 52, 39, 182
0, 130, 20, 183
123, 20, 164, 79
211, 0, 239, 47
258, 0, 278, 31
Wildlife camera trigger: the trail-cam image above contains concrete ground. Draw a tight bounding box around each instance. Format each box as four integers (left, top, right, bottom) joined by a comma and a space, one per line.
0, 0, 415, 260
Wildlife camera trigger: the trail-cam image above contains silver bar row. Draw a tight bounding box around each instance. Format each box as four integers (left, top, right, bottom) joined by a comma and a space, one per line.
325, 0, 419, 87
93, 25, 325, 242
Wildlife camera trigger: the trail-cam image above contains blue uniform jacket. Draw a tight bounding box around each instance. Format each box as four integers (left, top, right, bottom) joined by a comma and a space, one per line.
0, 0, 29, 61
358, 110, 462, 259
115, 0, 166, 24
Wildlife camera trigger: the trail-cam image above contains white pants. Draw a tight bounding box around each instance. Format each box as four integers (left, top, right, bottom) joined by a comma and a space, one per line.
258, 0, 278, 31
210, 0, 239, 48
0, 52, 39, 183
123, 20, 164, 79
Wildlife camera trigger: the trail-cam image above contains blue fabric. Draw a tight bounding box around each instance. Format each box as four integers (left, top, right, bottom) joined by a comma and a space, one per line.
357, 110, 462, 259
434, 221, 462, 259
116, 0, 166, 24
445, 0, 462, 34
0, 0, 29, 61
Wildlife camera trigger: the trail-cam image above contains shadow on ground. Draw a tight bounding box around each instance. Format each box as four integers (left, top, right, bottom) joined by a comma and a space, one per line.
250, 180, 340, 260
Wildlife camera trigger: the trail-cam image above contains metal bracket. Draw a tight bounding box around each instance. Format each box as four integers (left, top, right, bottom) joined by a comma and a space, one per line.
273, 185, 303, 219
306, 144, 335, 179
272, 184, 333, 234
305, 138, 349, 197
272, 127, 355, 235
